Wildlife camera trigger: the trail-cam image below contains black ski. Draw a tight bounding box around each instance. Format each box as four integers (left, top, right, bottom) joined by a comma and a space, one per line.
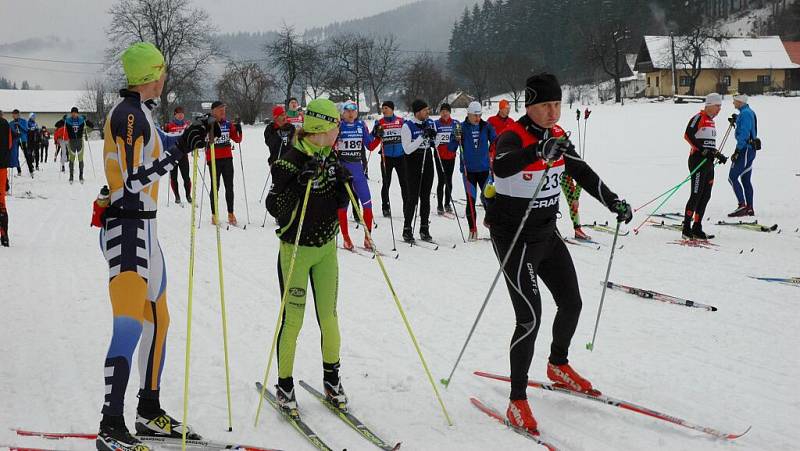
254, 382, 333, 451
298, 380, 401, 451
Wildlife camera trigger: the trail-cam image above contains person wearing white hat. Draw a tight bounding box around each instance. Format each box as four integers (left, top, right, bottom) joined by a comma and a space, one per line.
681, 93, 728, 240
448, 100, 497, 239
727, 93, 758, 217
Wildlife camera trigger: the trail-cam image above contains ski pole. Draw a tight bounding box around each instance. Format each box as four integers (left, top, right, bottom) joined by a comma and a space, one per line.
380, 152, 398, 252
181, 144, 202, 451
259, 141, 285, 204
633, 122, 733, 213
575, 109, 582, 158
236, 143, 251, 226
85, 137, 97, 180
441, 163, 553, 388
197, 160, 207, 228
586, 221, 622, 351
255, 179, 314, 426
208, 138, 234, 431
582, 108, 591, 158
632, 160, 706, 235
411, 146, 430, 234
345, 182, 452, 425
433, 144, 465, 243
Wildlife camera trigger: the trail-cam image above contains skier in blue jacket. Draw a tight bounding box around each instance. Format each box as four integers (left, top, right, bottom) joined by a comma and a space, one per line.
448, 101, 496, 238
727, 94, 758, 217
10, 109, 30, 177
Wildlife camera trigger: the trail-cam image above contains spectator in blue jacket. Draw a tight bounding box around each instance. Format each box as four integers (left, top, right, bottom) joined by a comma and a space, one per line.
10, 109, 30, 176
727, 94, 758, 217
448, 101, 496, 238
27, 113, 41, 170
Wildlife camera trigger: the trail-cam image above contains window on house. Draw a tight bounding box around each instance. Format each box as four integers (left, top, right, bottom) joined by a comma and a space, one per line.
758, 75, 771, 85
656, 76, 660, 87
679, 76, 691, 87
647, 76, 651, 87
718, 50, 728, 57
722, 75, 731, 86
743, 50, 753, 57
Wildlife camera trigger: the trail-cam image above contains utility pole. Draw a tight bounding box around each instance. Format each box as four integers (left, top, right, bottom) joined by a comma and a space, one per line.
670, 32, 677, 98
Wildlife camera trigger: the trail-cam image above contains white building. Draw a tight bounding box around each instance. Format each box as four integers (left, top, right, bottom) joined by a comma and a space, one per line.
0, 89, 95, 129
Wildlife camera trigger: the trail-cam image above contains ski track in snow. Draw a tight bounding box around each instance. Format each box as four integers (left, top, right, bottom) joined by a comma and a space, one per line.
1, 97, 799, 450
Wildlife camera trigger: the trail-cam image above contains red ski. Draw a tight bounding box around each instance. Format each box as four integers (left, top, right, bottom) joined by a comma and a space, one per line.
473, 371, 750, 440
470, 398, 559, 451
13, 428, 282, 450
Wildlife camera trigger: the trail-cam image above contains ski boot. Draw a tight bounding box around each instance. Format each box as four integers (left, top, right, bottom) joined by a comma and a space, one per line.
135, 411, 200, 440
728, 204, 748, 217
363, 236, 373, 250
275, 382, 299, 419
445, 204, 453, 214
745, 205, 754, 216
468, 229, 478, 241
547, 362, 600, 395
419, 227, 433, 242
97, 416, 150, 451
402, 227, 415, 243
227, 212, 238, 226
506, 399, 538, 435
382, 206, 391, 218
681, 220, 693, 240
342, 236, 354, 251
324, 380, 349, 412
437, 206, 445, 216
185, 193, 192, 204
574, 227, 592, 241
691, 223, 714, 240
1, 235, 8, 247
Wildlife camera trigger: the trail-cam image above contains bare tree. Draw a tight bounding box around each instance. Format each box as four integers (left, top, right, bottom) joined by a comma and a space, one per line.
266, 24, 311, 105
105, 0, 220, 123
585, 22, 631, 104
323, 34, 363, 102
216, 62, 275, 124
296, 41, 335, 100
452, 49, 493, 102
358, 35, 401, 113
78, 78, 117, 128
675, 20, 722, 96
495, 52, 535, 111
400, 53, 455, 110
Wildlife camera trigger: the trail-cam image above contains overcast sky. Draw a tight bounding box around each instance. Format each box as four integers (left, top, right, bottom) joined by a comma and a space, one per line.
0, 0, 418, 89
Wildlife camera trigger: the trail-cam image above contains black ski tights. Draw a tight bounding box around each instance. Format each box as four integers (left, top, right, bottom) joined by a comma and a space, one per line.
491, 231, 583, 400
209, 157, 235, 215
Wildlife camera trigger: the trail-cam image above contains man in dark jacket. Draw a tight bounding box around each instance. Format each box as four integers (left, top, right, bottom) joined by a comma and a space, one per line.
264, 104, 295, 166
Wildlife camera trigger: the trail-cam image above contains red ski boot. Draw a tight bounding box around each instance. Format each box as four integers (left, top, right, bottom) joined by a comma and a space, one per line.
547, 362, 600, 395
506, 399, 538, 435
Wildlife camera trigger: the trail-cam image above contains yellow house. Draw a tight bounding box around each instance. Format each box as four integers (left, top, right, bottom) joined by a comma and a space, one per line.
635, 36, 799, 97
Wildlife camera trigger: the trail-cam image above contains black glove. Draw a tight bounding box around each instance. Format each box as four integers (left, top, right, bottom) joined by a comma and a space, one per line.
728, 114, 738, 127
176, 122, 209, 153
423, 126, 438, 140
701, 148, 718, 159
234, 122, 242, 134
535, 136, 574, 162
731, 149, 740, 162
610, 199, 633, 224
298, 159, 320, 185
372, 124, 384, 139
715, 153, 728, 165
326, 159, 352, 186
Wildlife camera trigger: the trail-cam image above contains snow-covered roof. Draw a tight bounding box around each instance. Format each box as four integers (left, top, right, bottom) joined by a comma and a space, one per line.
0, 89, 95, 113
639, 35, 799, 70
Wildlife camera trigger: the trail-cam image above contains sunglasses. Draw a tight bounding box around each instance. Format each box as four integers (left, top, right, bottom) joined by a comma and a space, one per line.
343, 103, 358, 111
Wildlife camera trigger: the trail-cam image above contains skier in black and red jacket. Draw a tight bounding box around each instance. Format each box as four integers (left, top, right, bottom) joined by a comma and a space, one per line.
489, 73, 632, 436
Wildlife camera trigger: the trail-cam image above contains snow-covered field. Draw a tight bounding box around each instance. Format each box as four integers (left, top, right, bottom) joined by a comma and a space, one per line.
1, 96, 798, 450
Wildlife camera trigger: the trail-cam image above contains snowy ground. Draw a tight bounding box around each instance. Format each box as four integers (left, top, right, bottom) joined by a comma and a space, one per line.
1, 96, 798, 451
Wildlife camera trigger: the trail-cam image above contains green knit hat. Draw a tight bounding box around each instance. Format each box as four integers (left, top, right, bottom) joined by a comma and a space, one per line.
303, 98, 340, 133
121, 42, 166, 86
